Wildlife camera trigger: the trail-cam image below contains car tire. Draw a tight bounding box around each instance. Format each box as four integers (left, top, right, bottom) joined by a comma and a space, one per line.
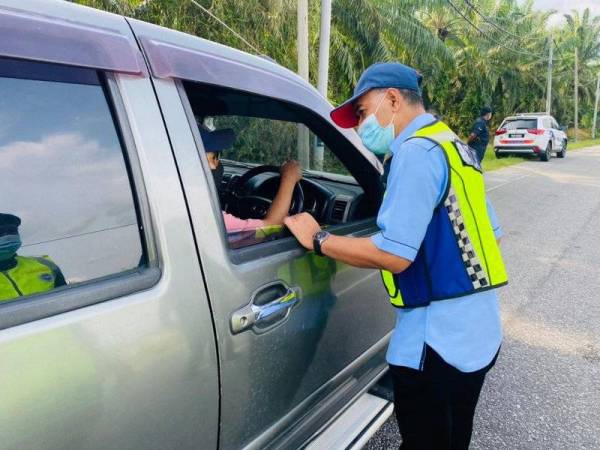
541, 142, 551, 161
557, 140, 567, 158
495, 151, 505, 159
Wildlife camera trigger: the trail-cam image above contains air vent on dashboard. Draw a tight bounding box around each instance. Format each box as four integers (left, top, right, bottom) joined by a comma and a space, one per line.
331, 198, 349, 222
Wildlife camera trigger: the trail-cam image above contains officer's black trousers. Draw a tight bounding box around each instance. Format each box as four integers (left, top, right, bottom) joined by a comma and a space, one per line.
390, 346, 498, 450
475, 146, 487, 165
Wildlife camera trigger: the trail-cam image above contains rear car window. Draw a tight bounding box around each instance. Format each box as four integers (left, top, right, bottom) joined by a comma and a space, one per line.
503, 119, 537, 130
0, 58, 144, 304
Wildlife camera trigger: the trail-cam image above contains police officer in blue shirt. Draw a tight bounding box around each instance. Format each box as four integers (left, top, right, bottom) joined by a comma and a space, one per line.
285, 62, 508, 450
468, 106, 493, 164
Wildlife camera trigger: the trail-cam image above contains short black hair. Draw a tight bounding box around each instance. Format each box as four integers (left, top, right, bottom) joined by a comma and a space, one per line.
480, 106, 493, 116
397, 88, 423, 106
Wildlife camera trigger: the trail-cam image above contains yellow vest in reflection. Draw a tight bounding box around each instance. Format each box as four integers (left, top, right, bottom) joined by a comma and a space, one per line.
0, 256, 63, 302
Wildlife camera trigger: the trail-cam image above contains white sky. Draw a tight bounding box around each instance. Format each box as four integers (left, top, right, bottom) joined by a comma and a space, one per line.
520, 0, 600, 26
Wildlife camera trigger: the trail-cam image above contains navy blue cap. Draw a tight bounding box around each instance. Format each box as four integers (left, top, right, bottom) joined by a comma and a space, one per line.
0, 213, 21, 235
331, 62, 422, 128
199, 126, 236, 153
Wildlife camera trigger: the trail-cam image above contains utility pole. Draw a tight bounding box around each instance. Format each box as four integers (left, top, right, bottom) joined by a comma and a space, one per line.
546, 36, 553, 114
314, 0, 332, 171
297, 0, 311, 169
593, 73, 600, 139
574, 46, 579, 142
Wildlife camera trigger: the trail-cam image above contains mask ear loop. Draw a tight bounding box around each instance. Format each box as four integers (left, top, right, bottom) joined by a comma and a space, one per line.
374, 89, 396, 129
373, 90, 388, 115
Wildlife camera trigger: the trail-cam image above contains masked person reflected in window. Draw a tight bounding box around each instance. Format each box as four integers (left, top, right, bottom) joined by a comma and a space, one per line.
0, 213, 66, 302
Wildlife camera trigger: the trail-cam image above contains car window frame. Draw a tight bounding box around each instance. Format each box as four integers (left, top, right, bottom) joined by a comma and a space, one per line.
0, 60, 159, 331
175, 80, 382, 265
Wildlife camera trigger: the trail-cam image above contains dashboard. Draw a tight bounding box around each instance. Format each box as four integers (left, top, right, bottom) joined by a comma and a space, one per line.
218, 164, 370, 225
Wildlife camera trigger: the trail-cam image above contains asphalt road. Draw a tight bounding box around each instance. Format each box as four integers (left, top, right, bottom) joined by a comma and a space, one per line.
365, 146, 600, 449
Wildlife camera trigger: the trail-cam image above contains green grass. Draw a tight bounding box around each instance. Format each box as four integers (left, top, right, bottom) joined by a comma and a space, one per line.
567, 138, 600, 151
481, 149, 523, 172
481, 138, 600, 172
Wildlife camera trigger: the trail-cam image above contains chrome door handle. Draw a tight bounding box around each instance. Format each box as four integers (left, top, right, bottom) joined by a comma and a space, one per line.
231, 283, 301, 334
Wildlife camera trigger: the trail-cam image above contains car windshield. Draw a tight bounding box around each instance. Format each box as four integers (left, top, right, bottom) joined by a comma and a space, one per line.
503, 119, 537, 130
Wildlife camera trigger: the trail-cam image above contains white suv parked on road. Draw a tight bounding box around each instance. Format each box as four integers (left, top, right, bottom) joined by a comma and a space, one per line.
494, 113, 567, 161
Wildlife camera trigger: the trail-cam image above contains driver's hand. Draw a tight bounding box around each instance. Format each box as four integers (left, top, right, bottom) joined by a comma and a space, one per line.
280, 160, 302, 184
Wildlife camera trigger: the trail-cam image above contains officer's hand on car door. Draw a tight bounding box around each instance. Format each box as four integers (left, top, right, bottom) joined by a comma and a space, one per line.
284, 212, 320, 250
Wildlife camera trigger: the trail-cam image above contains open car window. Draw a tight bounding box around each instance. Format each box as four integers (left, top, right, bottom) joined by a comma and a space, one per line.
183, 82, 382, 251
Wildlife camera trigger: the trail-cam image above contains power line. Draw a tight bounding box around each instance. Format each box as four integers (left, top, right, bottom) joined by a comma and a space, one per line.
189, 0, 264, 55
462, 0, 547, 42
463, 0, 568, 63
446, 0, 545, 61
22, 223, 138, 248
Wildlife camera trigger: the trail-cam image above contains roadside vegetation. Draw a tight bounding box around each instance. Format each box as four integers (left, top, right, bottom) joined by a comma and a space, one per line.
79, 0, 600, 147
480, 138, 600, 172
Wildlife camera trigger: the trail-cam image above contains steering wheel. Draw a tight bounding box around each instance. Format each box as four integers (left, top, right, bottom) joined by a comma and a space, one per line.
232, 165, 304, 219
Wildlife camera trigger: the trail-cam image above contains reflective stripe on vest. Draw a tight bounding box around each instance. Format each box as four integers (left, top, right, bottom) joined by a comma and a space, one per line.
0, 256, 56, 303
381, 120, 508, 308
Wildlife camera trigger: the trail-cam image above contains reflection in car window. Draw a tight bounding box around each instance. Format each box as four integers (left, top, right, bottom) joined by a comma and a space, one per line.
0, 61, 143, 303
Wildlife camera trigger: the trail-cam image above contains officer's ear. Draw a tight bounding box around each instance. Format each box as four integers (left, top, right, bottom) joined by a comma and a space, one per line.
387, 88, 403, 113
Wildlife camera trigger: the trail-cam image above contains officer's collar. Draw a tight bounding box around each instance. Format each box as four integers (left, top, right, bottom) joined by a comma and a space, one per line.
391, 113, 436, 153
0, 256, 17, 272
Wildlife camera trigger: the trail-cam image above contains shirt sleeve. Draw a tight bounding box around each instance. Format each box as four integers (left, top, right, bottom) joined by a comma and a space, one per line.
223, 213, 265, 233
486, 197, 503, 239
371, 140, 447, 261
471, 120, 485, 139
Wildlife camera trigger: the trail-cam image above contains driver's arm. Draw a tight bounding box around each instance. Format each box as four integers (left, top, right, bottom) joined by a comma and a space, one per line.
263, 160, 303, 226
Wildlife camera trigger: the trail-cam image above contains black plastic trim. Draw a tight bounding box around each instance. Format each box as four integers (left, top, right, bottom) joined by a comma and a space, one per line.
0, 268, 161, 331
0, 56, 100, 85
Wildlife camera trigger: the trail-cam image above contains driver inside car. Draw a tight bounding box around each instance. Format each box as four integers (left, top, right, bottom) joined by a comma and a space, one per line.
199, 125, 303, 233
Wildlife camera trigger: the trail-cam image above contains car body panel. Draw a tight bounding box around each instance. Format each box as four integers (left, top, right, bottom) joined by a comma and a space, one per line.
0, 1, 220, 449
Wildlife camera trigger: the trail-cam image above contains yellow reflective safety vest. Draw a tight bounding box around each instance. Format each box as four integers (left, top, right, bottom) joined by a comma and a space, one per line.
0, 256, 61, 302
381, 120, 508, 308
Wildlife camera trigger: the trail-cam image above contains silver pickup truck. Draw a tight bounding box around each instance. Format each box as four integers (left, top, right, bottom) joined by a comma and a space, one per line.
0, 1, 395, 448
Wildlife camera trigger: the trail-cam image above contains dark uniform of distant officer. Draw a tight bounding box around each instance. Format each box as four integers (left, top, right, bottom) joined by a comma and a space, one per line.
468, 106, 493, 164
0, 213, 66, 302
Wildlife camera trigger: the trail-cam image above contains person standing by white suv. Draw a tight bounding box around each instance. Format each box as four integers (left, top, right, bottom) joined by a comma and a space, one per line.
467, 106, 493, 164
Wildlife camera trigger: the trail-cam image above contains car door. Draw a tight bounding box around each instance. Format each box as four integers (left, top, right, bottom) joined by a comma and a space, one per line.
128, 18, 395, 450
552, 118, 565, 146
0, 2, 219, 449
542, 117, 555, 148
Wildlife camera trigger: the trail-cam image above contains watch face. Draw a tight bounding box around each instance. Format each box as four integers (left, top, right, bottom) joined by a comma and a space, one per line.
315, 231, 329, 241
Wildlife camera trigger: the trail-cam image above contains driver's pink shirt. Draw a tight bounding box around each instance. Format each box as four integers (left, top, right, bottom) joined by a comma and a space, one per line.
223, 212, 265, 233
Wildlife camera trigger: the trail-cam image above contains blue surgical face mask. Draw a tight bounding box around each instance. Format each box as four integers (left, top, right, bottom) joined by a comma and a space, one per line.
357, 92, 396, 156
0, 234, 21, 261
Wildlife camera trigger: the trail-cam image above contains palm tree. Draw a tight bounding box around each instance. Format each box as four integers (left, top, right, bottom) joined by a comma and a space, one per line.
559, 8, 600, 130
